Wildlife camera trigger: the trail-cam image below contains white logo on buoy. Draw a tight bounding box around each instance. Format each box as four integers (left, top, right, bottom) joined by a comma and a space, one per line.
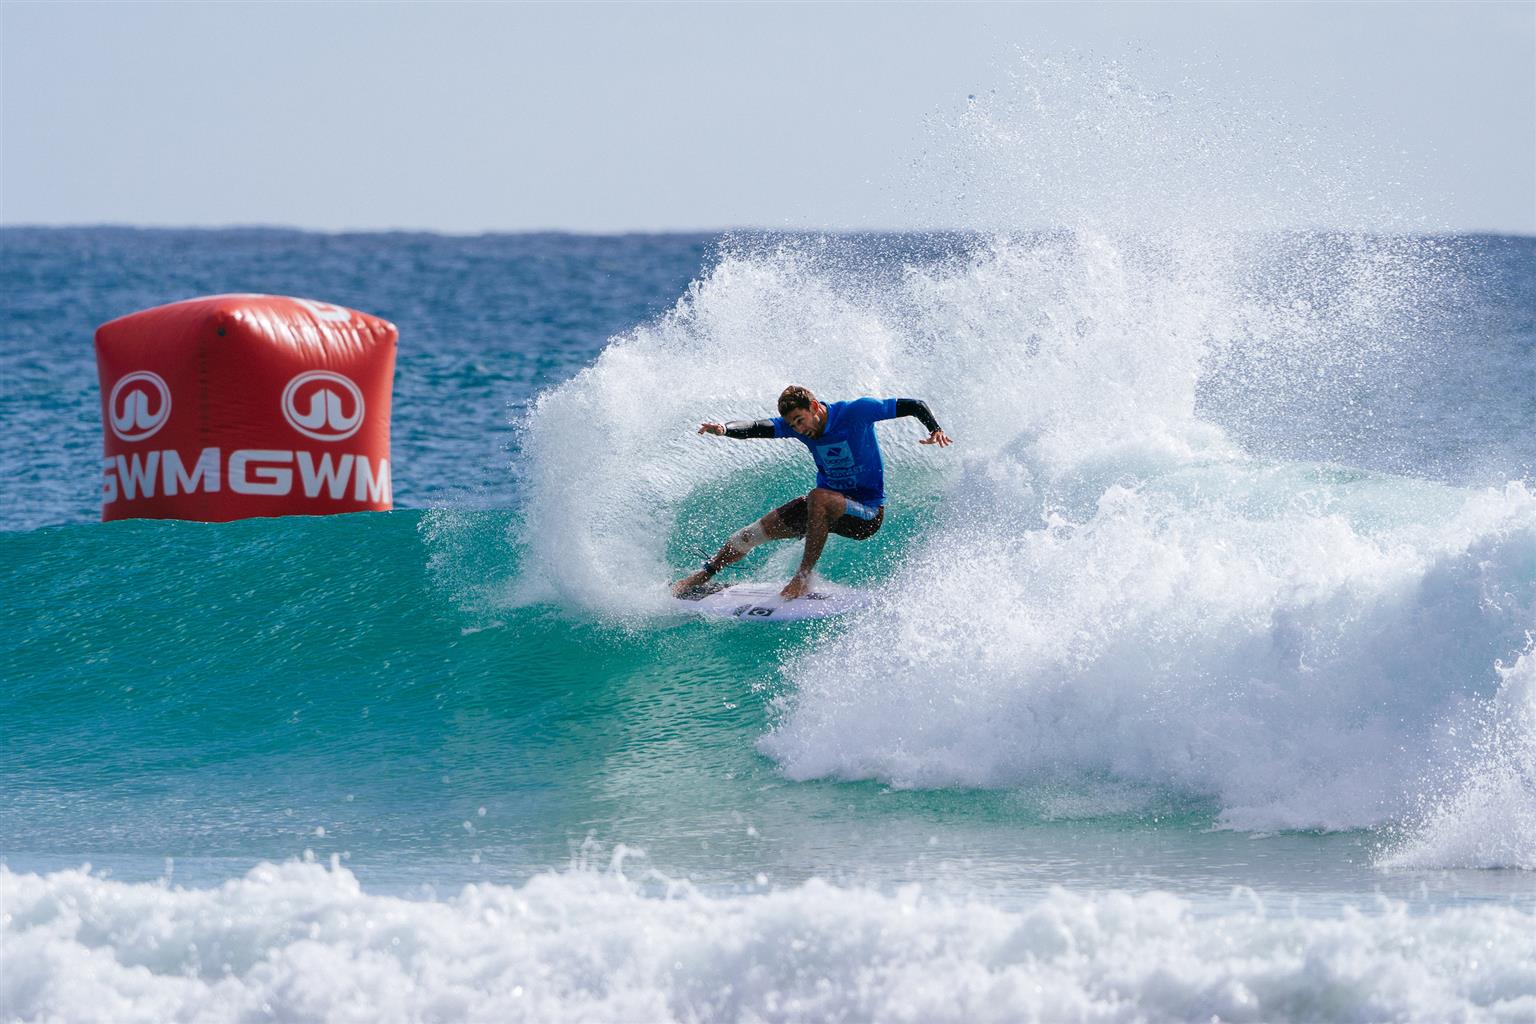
108, 371, 172, 442
282, 371, 365, 441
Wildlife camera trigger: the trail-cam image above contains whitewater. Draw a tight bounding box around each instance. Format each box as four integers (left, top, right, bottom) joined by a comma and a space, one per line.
519, 230, 1536, 842
4, 67, 1535, 1024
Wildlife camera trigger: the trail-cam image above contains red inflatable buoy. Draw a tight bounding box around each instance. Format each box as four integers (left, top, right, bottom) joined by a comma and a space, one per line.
95, 294, 397, 522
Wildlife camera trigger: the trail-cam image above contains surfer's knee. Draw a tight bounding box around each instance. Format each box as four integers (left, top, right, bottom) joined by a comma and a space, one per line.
727, 521, 769, 554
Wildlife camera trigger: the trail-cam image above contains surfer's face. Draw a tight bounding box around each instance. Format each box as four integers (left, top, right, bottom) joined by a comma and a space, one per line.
784, 403, 823, 437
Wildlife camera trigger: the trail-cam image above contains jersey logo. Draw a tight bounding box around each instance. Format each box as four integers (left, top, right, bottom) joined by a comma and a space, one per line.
816, 441, 856, 486
817, 442, 853, 469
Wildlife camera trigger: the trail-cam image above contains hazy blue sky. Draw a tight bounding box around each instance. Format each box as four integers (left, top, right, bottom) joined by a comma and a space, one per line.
3, 1, 1532, 233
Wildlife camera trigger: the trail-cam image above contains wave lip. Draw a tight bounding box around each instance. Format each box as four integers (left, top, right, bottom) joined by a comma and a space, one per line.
5, 860, 1535, 1024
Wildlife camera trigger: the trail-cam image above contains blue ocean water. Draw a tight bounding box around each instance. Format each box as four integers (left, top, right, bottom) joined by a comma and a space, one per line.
2, 225, 1534, 1021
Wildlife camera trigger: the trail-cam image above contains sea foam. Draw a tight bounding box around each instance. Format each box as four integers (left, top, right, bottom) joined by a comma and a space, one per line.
511, 227, 1531, 849
1384, 650, 1536, 871
515, 228, 1448, 611
763, 466, 1536, 837
4, 860, 1534, 1024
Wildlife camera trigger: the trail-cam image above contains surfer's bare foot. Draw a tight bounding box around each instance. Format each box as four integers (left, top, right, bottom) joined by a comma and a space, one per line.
780, 574, 811, 601
672, 570, 713, 597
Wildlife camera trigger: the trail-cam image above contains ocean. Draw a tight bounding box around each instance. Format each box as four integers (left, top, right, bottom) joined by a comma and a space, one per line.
2, 225, 1534, 1022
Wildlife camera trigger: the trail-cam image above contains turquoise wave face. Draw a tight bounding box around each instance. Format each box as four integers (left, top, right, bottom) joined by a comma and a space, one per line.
0, 505, 1281, 896
5, 469, 1531, 904
2, 511, 783, 875
0, 509, 980, 877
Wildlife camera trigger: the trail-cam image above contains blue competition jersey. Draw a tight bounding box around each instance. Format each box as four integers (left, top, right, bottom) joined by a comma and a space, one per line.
772, 397, 900, 506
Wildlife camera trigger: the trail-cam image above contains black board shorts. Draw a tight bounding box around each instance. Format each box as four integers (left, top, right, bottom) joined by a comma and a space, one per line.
774, 494, 885, 541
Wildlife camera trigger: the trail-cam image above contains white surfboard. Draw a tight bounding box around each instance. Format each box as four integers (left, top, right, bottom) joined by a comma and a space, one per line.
674, 580, 868, 622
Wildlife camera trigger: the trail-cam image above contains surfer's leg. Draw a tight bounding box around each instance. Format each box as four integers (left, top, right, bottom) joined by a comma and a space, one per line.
672, 509, 798, 595
783, 488, 845, 599
829, 500, 884, 540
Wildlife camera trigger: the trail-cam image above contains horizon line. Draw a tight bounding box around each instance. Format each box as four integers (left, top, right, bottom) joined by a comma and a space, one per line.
3, 221, 1532, 241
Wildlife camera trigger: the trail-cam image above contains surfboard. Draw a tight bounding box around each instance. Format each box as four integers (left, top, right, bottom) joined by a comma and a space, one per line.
673, 580, 868, 622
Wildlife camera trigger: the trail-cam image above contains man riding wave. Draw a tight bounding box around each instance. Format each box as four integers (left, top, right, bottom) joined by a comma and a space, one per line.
673, 385, 952, 601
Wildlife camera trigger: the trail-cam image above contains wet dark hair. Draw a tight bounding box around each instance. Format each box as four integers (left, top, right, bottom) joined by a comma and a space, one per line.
777, 385, 815, 416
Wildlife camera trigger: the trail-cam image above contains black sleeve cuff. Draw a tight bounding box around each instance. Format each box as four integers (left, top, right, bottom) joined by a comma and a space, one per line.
895, 398, 941, 434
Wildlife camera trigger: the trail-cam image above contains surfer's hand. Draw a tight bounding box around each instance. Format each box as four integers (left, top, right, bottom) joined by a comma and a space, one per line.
921, 429, 953, 447
780, 574, 810, 601
698, 423, 726, 436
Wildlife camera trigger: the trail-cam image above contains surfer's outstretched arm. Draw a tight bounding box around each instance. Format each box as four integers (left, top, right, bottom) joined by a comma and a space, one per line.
893, 399, 952, 447
697, 420, 777, 439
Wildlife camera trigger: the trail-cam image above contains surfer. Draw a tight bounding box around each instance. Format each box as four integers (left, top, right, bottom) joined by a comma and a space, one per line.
673, 385, 951, 601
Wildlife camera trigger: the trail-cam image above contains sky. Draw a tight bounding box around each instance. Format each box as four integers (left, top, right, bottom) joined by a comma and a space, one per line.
2, 1, 1532, 234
